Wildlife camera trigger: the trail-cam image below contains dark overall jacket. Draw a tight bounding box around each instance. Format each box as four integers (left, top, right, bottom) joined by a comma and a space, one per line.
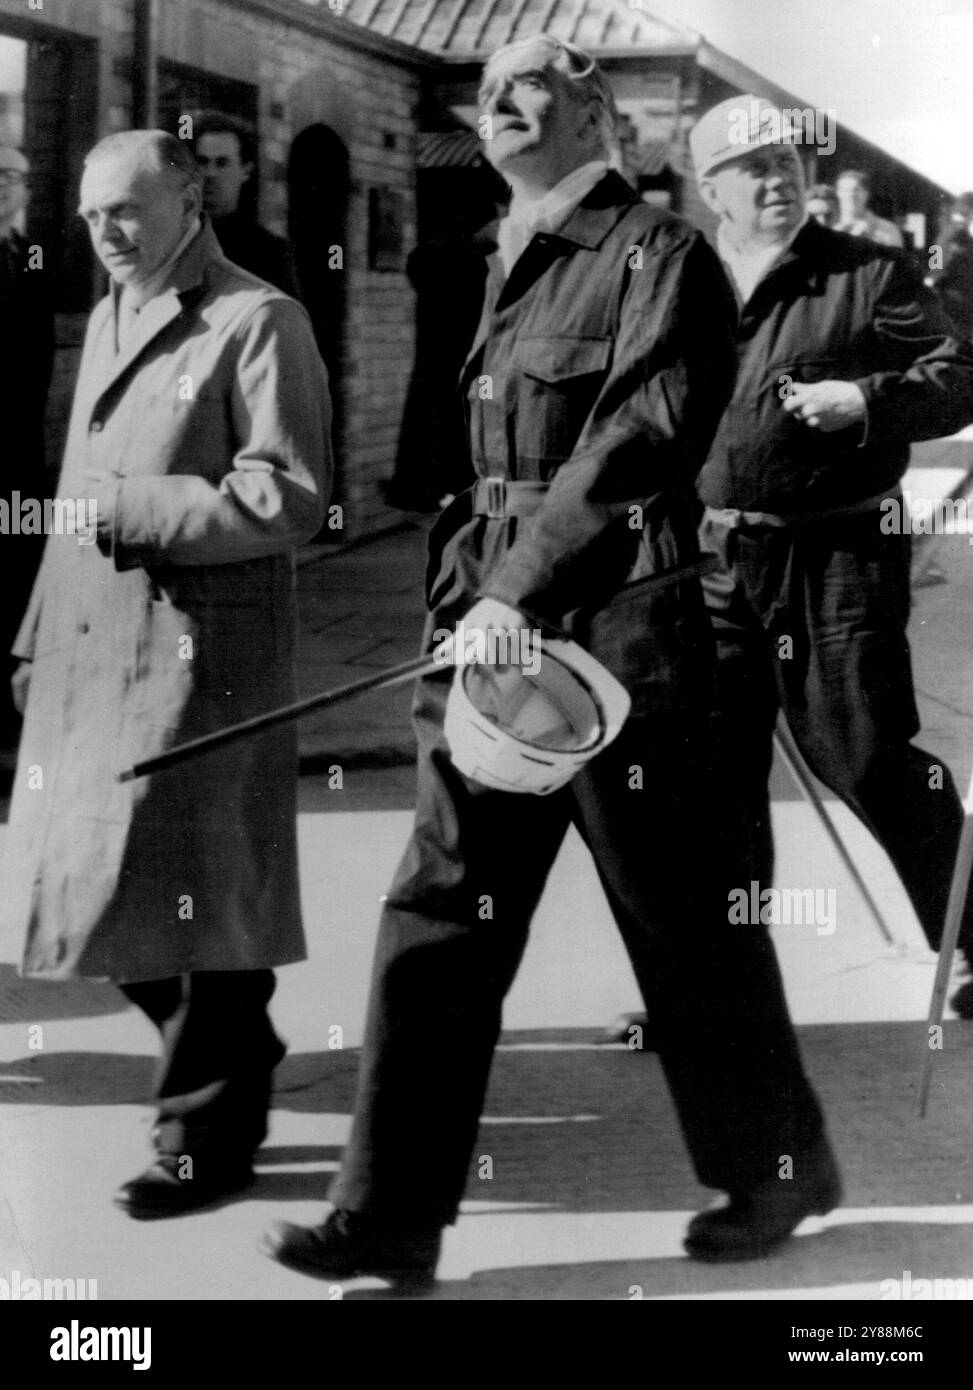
697, 219, 973, 516
424, 172, 737, 700
327, 175, 830, 1223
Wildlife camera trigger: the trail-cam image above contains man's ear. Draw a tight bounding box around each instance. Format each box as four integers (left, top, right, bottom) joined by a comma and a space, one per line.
183, 181, 204, 220
576, 96, 601, 146
698, 178, 723, 218
242, 161, 254, 185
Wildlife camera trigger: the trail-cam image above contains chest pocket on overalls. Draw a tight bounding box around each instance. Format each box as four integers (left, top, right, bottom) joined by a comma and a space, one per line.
511, 335, 612, 466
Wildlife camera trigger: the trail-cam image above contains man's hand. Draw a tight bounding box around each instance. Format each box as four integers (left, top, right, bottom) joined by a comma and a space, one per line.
11, 661, 31, 715
463, 597, 527, 639
781, 380, 867, 432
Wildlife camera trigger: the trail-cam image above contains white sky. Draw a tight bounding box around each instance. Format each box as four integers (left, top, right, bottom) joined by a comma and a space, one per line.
644, 0, 973, 193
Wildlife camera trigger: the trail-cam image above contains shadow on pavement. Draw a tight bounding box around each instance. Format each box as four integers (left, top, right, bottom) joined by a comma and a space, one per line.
332, 1220, 973, 1300
0, 962, 128, 1022
4, 1023, 971, 1215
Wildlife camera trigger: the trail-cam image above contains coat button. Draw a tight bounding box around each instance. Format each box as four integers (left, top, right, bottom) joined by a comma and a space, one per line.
90, 420, 103, 432
78, 622, 90, 634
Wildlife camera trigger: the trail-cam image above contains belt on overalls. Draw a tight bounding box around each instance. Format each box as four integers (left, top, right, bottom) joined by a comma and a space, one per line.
471, 477, 549, 518
705, 486, 898, 531
471, 476, 721, 590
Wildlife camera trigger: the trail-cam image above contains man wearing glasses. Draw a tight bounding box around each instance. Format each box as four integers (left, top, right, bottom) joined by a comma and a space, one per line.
261, 38, 836, 1287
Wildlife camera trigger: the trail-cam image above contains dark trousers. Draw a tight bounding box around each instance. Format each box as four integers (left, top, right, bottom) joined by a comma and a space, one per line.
700, 508, 973, 958
330, 605, 826, 1227
119, 969, 284, 1158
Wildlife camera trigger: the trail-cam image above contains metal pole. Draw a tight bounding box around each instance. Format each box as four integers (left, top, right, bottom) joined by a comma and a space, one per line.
916, 765, 973, 1117
773, 718, 896, 947
117, 651, 439, 782
116, 556, 720, 783
131, 0, 160, 129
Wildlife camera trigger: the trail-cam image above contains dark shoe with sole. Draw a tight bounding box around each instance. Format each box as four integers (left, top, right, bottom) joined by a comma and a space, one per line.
597, 1010, 660, 1050
260, 1207, 441, 1287
950, 978, 973, 1019
685, 1144, 842, 1262
115, 1152, 255, 1219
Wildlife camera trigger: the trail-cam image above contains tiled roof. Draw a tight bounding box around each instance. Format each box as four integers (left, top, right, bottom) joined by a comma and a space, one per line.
329, 0, 697, 59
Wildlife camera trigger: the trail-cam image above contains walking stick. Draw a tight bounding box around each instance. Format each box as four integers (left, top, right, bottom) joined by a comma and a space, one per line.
116, 555, 720, 783
773, 719, 896, 947
116, 651, 441, 783
916, 764, 973, 1117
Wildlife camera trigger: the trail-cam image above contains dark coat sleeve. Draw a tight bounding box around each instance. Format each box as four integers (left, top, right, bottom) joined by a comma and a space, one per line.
855, 252, 973, 449
481, 229, 738, 627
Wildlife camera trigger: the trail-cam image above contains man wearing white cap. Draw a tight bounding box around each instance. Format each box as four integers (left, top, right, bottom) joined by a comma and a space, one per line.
687, 95, 973, 1013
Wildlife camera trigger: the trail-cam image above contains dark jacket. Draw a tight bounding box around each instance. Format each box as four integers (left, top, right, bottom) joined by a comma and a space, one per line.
451, 170, 738, 633
0, 228, 54, 479
211, 211, 300, 298
697, 220, 973, 516
934, 227, 973, 342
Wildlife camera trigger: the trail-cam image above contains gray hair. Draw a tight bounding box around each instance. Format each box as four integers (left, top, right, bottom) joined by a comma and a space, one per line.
481, 35, 618, 156
85, 129, 202, 191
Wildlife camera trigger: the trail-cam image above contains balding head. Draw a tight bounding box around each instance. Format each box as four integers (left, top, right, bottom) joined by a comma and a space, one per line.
79, 129, 202, 288
478, 36, 617, 189
84, 130, 202, 193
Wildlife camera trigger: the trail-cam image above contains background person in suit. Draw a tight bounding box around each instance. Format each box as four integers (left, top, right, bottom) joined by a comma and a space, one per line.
4, 129, 332, 1218
192, 111, 300, 297
835, 168, 904, 247
0, 145, 54, 750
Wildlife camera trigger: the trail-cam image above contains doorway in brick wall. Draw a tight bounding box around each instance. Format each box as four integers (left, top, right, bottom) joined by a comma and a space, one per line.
288, 123, 348, 525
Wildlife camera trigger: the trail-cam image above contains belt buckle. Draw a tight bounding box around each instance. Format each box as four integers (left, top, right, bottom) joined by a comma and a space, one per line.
485, 476, 506, 520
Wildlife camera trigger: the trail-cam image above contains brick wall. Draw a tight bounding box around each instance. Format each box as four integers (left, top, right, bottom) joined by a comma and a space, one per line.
159, 0, 426, 538
0, 0, 426, 538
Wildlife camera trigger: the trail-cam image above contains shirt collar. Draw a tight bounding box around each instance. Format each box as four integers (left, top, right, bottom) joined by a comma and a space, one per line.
717, 213, 808, 304
116, 216, 202, 312
498, 160, 609, 275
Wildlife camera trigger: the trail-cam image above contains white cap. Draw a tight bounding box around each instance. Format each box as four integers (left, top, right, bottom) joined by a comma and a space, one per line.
444, 637, 631, 795
690, 95, 801, 182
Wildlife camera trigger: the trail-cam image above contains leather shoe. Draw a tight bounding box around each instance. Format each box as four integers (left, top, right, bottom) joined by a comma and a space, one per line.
597, 1011, 660, 1050
685, 1144, 842, 1262
260, 1208, 441, 1286
115, 1153, 255, 1219
950, 979, 973, 1019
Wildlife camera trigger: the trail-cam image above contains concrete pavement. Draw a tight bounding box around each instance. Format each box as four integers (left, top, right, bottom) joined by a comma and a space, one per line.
3, 451, 973, 1301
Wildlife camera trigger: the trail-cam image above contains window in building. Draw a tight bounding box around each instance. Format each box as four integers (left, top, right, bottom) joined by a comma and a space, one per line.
157, 60, 259, 213
0, 22, 97, 311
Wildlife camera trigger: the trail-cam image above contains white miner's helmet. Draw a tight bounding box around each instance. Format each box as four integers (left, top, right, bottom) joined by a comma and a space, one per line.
443, 637, 631, 795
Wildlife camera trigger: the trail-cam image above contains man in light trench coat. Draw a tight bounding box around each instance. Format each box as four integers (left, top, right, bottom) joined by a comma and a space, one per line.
3, 130, 332, 1218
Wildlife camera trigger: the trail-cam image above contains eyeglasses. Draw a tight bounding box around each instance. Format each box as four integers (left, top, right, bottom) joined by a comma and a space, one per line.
0, 170, 27, 186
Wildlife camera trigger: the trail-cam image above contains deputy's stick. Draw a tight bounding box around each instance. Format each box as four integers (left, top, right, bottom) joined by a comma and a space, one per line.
116, 651, 441, 782
916, 763, 973, 1117
773, 719, 896, 947
116, 555, 719, 783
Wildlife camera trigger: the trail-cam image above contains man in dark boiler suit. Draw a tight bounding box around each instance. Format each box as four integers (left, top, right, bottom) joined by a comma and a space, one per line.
690, 97, 973, 1017
263, 38, 837, 1283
